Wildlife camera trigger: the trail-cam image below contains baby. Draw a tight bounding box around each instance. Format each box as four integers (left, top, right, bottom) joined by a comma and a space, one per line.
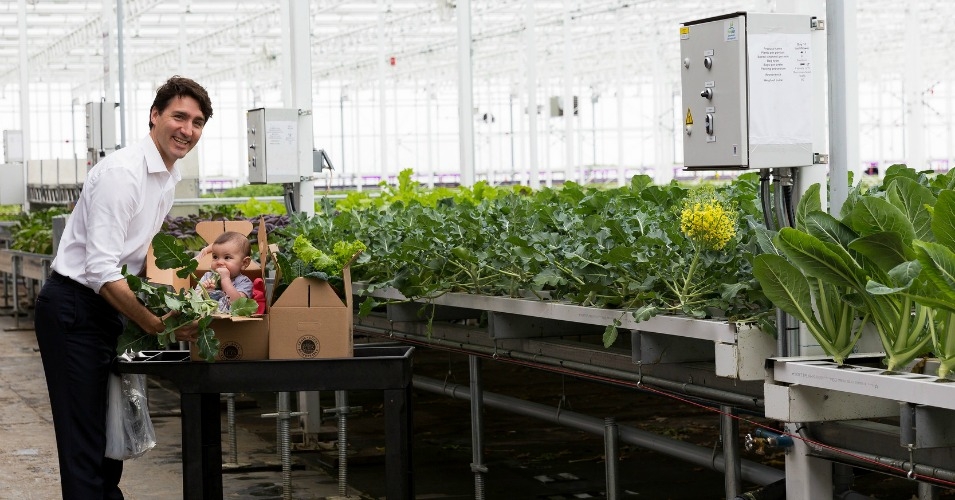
196, 231, 253, 313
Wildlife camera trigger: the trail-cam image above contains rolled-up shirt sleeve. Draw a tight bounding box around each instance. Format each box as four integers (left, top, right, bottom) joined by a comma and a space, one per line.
85, 168, 139, 293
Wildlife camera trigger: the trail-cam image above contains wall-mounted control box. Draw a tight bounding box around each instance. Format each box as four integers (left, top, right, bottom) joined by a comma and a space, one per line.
680, 12, 813, 169
247, 107, 300, 184
86, 101, 117, 167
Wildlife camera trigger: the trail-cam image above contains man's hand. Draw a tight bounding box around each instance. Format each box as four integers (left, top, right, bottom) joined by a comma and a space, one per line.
161, 311, 200, 342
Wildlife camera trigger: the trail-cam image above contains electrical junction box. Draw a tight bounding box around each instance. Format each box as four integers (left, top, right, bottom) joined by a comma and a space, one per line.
0, 163, 25, 204
86, 101, 117, 167
680, 12, 813, 170
3, 130, 23, 163
247, 107, 300, 184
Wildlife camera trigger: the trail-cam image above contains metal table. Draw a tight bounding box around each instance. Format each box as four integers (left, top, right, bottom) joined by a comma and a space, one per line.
117, 344, 415, 500
1, 250, 51, 329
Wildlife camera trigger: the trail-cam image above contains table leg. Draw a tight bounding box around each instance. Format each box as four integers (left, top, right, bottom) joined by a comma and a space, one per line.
383, 386, 414, 499
180, 392, 223, 499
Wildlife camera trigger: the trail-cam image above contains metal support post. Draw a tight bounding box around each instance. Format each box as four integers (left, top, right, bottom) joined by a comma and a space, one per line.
224, 393, 238, 465
261, 392, 306, 500
277, 392, 292, 500
298, 391, 323, 447
4, 254, 31, 331
919, 481, 939, 500
321, 390, 361, 498
469, 355, 487, 499
1, 270, 8, 309
784, 423, 832, 499
604, 417, 620, 500
720, 405, 742, 499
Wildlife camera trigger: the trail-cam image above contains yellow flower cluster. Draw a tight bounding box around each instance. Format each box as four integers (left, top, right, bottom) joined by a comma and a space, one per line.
680, 197, 737, 251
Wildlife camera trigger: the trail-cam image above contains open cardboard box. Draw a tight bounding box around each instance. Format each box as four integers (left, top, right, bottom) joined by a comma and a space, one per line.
147, 218, 357, 361
268, 258, 355, 360
146, 219, 269, 361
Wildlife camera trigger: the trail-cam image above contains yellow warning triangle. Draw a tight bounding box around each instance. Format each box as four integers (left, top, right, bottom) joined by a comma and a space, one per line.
685, 109, 694, 125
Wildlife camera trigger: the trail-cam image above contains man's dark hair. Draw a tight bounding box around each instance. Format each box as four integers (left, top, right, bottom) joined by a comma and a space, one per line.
149, 76, 213, 129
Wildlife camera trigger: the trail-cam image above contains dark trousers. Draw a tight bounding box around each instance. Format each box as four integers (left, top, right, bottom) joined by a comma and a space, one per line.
35, 272, 125, 500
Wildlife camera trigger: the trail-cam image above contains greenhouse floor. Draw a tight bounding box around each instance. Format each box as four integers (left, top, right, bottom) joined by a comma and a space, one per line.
0, 310, 344, 500
0, 307, 943, 500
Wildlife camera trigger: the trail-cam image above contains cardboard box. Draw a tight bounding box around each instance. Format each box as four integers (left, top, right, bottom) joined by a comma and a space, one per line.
268, 264, 354, 360
146, 219, 270, 361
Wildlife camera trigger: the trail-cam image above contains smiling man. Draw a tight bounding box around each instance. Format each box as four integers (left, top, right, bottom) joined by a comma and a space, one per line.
34, 76, 212, 499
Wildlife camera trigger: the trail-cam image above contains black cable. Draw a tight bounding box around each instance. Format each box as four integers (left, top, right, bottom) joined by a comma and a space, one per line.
99, 97, 106, 158
759, 170, 775, 230
283, 183, 296, 214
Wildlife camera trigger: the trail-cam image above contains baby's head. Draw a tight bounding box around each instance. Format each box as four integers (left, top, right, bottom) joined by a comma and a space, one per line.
209, 231, 252, 278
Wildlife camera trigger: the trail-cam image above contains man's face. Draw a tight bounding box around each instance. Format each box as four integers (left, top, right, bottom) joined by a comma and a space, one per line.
149, 95, 206, 168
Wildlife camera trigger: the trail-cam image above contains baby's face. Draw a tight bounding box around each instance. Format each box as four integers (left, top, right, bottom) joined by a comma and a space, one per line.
209, 241, 249, 279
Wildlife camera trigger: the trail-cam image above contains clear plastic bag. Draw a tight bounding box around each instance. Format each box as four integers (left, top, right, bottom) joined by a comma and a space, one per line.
105, 372, 157, 460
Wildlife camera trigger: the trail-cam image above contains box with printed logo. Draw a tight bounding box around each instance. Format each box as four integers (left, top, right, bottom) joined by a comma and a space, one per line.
267, 265, 354, 360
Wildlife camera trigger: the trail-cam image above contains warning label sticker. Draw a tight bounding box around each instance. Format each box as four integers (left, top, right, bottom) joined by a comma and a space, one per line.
685, 109, 694, 125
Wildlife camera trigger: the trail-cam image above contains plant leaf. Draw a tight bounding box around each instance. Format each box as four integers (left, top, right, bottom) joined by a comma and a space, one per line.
152, 233, 193, 270
795, 183, 821, 232
886, 177, 936, 241
775, 228, 863, 288
195, 324, 220, 362
754, 227, 780, 255
602, 320, 619, 348
230, 297, 257, 316
752, 254, 821, 332
913, 241, 955, 299
933, 190, 955, 251
844, 196, 916, 242
803, 211, 857, 247
847, 232, 915, 273
358, 297, 378, 317
886, 260, 921, 289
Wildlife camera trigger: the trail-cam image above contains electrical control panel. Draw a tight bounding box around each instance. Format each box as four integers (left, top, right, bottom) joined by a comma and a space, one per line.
86, 101, 117, 167
680, 13, 813, 169
3, 130, 23, 163
247, 107, 300, 184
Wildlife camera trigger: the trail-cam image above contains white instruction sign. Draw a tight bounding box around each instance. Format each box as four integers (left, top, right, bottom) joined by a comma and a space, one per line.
266, 121, 297, 147
748, 33, 811, 146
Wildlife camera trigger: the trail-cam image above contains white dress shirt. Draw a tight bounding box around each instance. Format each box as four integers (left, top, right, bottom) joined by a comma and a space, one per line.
51, 135, 181, 293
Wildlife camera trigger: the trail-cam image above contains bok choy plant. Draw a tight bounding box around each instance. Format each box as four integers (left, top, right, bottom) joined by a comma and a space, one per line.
755, 178, 936, 370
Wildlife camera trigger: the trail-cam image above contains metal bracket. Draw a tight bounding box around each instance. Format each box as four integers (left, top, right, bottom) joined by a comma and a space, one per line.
813, 153, 829, 164
298, 109, 312, 116
323, 405, 363, 417
811, 17, 825, 30
261, 411, 308, 419
470, 463, 489, 473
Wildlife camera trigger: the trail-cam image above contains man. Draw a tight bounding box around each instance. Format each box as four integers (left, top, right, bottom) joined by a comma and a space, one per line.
34, 76, 212, 499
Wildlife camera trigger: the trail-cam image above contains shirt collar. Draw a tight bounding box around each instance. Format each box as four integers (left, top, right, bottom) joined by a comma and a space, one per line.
141, 135, 182, 181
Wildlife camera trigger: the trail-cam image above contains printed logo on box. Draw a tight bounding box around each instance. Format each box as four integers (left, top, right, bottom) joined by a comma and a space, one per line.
296, 335, 320, 358
221, 342, 243, 360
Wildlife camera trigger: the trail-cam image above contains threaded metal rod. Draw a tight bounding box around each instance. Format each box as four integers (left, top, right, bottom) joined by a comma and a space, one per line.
336, 390, 349, 497
277, 392, 292, 500
225, 393, 237, 465
469, 355, 486, 500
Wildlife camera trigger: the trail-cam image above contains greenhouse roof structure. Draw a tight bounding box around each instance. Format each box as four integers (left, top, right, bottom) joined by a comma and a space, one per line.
1, 1, 952, 187
0, 1, 945, 92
